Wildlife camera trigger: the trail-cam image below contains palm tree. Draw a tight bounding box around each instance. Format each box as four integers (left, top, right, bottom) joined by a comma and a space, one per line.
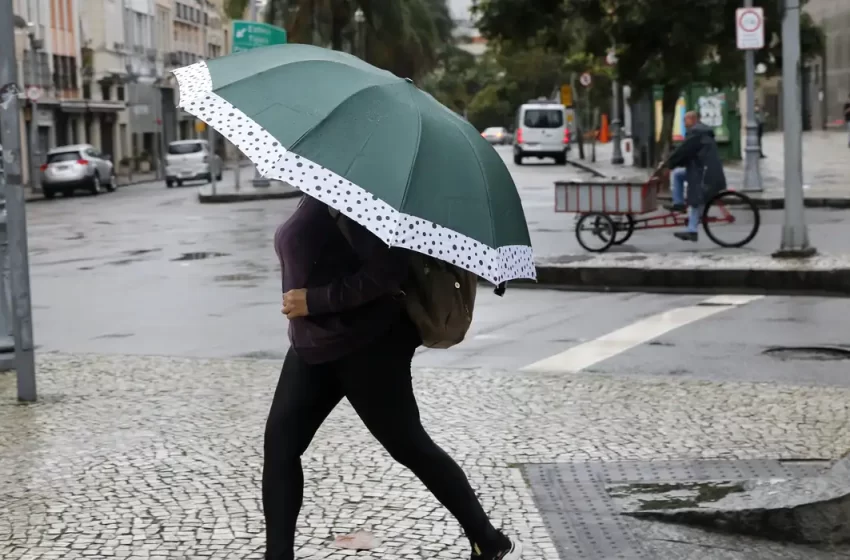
263, 0, 454, 81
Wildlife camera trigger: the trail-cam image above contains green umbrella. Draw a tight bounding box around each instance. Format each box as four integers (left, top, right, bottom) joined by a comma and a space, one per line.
173, 44, 535, 284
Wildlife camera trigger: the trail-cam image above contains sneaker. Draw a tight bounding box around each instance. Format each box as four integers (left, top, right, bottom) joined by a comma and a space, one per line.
674, 231, 698, 242
471, 533, 523, 560
664, 202, 687, 213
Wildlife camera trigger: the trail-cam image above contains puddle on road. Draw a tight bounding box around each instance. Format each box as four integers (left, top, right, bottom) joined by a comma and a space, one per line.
214, 273, 262, 283
125, 249, 160, 256
763, 346, 850, 361
93, 333, 135, 339
171, 251, 229, 261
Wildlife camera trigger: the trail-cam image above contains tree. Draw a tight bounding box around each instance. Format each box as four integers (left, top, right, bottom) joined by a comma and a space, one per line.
474, 0, 824, 158
224, 0, 250, 20
264, 0, 454, 81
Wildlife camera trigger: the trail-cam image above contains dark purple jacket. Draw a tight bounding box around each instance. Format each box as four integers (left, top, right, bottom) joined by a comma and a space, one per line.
275, 196, 410, 363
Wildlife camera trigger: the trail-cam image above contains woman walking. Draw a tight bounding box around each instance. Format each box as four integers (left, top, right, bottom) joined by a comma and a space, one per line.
265, 195, 522, 560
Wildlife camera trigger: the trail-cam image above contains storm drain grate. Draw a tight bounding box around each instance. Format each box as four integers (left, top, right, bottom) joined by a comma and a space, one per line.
522, 459, 825, 560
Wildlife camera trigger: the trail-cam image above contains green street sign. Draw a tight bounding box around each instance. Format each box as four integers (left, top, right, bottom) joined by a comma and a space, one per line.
232, 20, 287, 52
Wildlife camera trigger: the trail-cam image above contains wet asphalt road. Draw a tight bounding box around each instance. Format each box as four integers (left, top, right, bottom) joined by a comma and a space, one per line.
24, 155, 850, 387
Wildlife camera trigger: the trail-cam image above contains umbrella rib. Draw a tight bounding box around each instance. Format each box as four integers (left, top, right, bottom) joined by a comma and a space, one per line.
441, 114, 497, 249
286, 82, 395, 155
397, 85, 423, 240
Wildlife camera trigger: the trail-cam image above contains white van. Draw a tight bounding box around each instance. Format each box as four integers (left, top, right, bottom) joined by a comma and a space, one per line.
513, 102, 570, 165
165, 139, 222, 187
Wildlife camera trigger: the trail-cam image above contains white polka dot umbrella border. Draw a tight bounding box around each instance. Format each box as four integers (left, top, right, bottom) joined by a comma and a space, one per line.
172, 62, 536, 285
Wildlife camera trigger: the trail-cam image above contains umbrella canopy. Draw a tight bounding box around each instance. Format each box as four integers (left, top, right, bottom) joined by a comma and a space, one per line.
173, 44, 535, 285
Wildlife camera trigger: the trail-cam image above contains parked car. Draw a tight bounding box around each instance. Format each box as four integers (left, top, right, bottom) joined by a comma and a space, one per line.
41, 144, 117, 198
481, 126, 512, 145
165, 140, 222, 187
513, 101, 570, 165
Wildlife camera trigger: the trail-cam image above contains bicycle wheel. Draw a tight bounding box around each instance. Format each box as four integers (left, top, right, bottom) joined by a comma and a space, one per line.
611, 214, 636, 245
576, 212, 615, 252
702, 190, 761, 248
596, 214, 635, 245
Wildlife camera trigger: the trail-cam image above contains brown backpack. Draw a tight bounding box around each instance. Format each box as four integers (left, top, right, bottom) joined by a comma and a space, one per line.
330, 209, 477, 349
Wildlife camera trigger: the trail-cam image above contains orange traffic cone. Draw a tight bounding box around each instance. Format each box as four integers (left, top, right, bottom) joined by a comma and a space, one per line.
598, 114, 610, 143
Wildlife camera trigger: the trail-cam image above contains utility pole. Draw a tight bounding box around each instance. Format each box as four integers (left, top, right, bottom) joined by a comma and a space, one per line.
607, 49, 624, 165
27, 29, 44, 193
774, 0, 814, 258
122, 0, 134, 184
742, 0, 763, 192
199, 0, 217, 194
249, 0, 269, 187
2, 8, 38, 402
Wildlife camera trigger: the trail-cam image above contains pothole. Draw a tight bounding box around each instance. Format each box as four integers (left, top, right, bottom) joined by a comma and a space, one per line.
763, 345, 850, 361
171, 251, 229, 261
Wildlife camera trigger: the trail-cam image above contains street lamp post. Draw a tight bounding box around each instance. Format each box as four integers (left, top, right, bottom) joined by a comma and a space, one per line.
774, 0, 814, 258
248, 0, 270, 187
26, 27, 44, 193
198, 0, 217, 194
742, 0, 763, 192
354, 8, 365, 60
2, 10, 38, 401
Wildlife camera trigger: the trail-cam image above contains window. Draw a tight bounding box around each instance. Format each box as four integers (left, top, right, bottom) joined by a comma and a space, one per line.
523, 109, 564, 128
117, 86, 125, 101
168, 142, 203, 155
47, 151, 83, 164
101, 82, 111, 100
83, 83, 91, 99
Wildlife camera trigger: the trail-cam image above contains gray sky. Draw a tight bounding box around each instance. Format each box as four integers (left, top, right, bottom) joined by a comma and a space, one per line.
449, 0, 473, 20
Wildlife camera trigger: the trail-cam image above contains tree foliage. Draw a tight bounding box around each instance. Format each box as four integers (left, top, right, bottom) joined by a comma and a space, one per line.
473, 0, 824, 154
264, 0, 453, 81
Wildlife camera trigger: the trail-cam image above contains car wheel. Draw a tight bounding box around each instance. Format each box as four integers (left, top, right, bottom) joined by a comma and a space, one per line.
176, 180, 183, 187
555, 154, 567, 165
106, 173, 117, 192
43, 188, 55, 200
166, 180, 174, 188
63, 189, 75, 197
513, 154, 523, 165
89, 174, 101, 196
216, 170, 223, 181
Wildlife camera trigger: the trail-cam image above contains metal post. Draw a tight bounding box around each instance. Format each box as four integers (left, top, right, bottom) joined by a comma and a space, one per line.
28, 33, 41, 193
249, 0, 268, 187
742, 0, 763, 191
1, 5, 37, 401
611, 78, 624, 164
123, 0, 134, 184
774, 0, 815, 258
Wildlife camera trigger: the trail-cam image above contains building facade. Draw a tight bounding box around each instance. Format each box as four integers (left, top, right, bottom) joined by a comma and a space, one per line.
13, 0, 89, 185
805, 0, 850, 127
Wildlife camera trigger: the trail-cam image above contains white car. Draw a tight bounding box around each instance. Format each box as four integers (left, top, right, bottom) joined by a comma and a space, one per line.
481, 127, 512, 145
41, 144, 117, 198
165, 140, 222, 187
513, 102, 570, 165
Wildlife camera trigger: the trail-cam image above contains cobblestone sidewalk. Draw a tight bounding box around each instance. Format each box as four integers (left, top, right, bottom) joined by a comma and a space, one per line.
2, 354, 849, 559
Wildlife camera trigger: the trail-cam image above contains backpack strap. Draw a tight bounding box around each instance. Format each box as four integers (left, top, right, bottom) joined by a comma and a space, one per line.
327, 207, 354, 245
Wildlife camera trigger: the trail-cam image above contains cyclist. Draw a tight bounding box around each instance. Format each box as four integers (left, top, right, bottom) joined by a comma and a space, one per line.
658, 110, 727, 242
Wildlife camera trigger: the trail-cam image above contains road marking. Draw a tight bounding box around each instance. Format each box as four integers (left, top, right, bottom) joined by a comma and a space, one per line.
521, 295, 763, 373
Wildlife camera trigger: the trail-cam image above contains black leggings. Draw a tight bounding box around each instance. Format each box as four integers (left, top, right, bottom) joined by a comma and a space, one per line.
262, 320, 500, 559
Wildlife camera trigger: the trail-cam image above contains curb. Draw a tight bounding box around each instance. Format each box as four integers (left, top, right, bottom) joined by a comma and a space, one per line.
655, 193, 850, 210
526, 264, 850, 296
198, 189, 301, 203
566, 159, 607, 177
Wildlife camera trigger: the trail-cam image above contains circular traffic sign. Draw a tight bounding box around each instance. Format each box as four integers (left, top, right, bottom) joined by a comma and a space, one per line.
738, 8, 762, 32
579, 73, 592, 87
26, 86, 42, 101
